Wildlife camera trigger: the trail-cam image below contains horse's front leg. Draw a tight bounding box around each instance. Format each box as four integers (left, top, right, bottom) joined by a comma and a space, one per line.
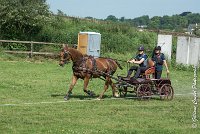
64, 75, 78, 100
83, 75, 95, 97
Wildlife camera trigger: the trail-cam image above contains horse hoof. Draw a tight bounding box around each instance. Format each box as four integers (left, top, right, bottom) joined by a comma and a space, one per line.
64, 96, 69, 101
113, 94, 119, 98
115, 95, 120, 98
90, 91, 95, 97
87, 90, 95, 97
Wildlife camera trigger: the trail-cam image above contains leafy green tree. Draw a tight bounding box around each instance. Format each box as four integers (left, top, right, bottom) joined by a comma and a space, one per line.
119, 17, 125, 22
148, 16, 161, 29
57, 9, 66, 16
132, 15, 150, 26
0, 0, 52, 40
172, 15, 188, 30
180, 12, 191, 16
105, 15, 118, 22
85, 16, 94, 19
160, 15, 173, 29
186, 13, 200, 24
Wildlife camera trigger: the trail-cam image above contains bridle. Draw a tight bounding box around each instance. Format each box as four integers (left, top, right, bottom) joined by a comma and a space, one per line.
60, 50, 71, 63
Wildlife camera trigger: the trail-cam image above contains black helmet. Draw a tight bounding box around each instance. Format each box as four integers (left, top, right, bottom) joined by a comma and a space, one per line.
138, 46, 144, 51
155, 46, 161, 50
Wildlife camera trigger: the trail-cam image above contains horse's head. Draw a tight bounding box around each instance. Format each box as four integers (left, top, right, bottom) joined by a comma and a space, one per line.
59, 44, 71, 67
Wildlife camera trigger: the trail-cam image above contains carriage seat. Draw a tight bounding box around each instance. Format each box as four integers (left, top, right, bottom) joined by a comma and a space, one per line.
140, 67, 155, 79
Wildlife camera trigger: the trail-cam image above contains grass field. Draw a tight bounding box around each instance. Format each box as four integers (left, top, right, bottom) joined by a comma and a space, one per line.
0, 54, 200, 134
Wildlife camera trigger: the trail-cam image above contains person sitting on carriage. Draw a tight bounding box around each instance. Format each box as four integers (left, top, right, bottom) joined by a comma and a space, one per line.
124, 46, 148, 80
151, 46, 169, 79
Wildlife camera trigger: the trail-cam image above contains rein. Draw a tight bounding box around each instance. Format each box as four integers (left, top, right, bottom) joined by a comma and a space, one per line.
99, 56, 129, 72
99, 56, 127, 63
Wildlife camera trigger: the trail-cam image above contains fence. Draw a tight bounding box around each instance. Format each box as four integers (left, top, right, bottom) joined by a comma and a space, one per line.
0, 40, 62, 57
156, 34, 200, 66
157, 34, 172, 60
176, 37, 200, 66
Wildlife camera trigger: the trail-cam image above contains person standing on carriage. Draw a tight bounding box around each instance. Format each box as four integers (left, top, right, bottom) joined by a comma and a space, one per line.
124, 46, 148, 80
151, 46, 169, 79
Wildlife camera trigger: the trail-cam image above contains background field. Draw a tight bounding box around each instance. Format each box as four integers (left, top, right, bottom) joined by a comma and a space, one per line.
0, 54, 199, 134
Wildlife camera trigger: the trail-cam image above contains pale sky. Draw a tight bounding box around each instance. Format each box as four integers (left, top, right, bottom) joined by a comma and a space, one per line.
46, 0, 200, 19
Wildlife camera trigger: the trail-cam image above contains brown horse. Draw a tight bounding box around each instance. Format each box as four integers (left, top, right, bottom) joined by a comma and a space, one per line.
59, 45, 123, 100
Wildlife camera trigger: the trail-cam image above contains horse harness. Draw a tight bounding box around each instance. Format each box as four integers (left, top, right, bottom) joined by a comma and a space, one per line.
62, 49, 116, 79
73, 56, 118, 79
72, 55, 97, 78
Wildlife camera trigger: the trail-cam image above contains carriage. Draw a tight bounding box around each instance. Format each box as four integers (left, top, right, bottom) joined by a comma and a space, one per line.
115, 67, 174, 100
59, 46, 174, 100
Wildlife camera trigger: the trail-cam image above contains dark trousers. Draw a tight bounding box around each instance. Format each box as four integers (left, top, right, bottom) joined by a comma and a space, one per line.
155, 71, 162, 79
127, 66, 148, 78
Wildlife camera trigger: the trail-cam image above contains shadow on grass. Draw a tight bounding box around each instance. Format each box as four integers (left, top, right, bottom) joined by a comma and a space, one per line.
122, 94, 163, 101
51, 93, 111, 100
51, 93, 163, 101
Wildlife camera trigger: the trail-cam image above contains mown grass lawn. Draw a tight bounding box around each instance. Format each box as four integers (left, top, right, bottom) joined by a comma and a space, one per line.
0, 57, 199, 134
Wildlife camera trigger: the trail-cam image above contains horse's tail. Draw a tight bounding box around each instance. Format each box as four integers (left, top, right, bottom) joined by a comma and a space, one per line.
115, 60, 123, 70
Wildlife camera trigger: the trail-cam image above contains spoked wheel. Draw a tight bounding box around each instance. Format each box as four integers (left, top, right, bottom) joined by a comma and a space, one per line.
117, 84, 127, 97
159, 84, 174, 100
136, 84, 152, 100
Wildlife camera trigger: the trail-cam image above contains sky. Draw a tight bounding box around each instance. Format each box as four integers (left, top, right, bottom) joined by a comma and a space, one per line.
46, 0, 200, 19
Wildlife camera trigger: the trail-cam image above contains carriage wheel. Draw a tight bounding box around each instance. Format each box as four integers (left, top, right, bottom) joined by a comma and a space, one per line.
117, 85, 127, 97
159, 84, 174, 100
136, 84, 151, 100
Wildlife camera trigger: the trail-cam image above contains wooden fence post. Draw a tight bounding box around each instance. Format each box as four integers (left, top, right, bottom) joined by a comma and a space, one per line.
30, 41, 33, 58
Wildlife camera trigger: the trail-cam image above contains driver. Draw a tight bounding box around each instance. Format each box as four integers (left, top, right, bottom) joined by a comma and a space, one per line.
125, 46, 148, 80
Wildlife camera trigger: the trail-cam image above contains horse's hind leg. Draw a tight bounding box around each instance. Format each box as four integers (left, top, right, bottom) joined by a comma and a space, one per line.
98, 77, 110, 99
109, 79, 119, 97
64, 75, 78, 100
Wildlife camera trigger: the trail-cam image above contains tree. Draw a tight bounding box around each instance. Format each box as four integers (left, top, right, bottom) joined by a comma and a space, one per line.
180, 12, 191, 16
172, 15, 188, 29
105, 15, 118, 22
0, 0, 52, 40
119, 17, 125, 22
132, 15, 150, 26
148, 16, 161, 29
85, 16, 94, 19
186, 13, 200, 24
57, 9, 66, 16
160, 15, 173, 29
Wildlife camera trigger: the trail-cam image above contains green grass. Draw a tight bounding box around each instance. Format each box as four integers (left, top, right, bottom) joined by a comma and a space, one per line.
0, 55, 200, 134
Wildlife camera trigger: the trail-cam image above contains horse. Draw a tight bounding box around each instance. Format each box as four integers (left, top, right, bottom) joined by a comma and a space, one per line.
59, 45, 123, 100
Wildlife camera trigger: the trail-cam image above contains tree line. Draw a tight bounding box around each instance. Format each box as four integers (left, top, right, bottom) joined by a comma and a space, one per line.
105, 12, 200, 35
